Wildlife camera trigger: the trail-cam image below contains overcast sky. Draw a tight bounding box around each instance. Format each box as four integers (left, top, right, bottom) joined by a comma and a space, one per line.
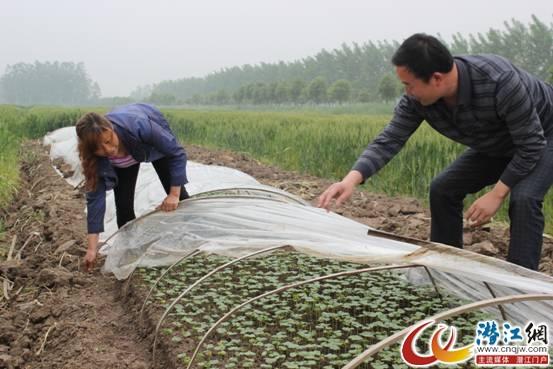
1, 0, 551, 96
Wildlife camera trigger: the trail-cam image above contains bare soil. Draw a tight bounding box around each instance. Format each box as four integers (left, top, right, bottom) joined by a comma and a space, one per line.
0, 142, 151, 369
0, 141, 552, 369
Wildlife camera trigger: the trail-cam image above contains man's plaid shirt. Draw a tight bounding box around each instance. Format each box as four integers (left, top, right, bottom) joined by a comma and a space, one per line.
353, 54, 553, 188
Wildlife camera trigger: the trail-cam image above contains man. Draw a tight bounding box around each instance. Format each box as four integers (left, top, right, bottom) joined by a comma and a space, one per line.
318, 33, 553, 271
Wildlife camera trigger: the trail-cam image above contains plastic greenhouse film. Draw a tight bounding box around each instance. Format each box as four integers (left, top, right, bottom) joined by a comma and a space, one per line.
45, 127, 553, 327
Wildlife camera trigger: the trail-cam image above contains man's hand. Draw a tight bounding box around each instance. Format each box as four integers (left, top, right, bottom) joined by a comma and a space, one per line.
465, 181, 510, 227
159, 194, 180, 212
317, 171, 363, 210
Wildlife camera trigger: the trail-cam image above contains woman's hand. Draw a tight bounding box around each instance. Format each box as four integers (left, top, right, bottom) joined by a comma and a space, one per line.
159, 186, 182, 212
84, 234, 99, 272
159, 194, 180, 211
84, 248, 97, 272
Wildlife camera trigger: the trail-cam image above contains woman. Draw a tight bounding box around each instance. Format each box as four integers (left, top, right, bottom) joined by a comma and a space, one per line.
76, 103, 189, 271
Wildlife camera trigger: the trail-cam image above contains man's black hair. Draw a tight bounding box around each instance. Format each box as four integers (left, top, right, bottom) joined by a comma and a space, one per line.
392, 33, 454, 82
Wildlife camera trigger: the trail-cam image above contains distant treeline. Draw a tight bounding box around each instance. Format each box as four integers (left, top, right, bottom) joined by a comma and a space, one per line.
0, 61, 101, 105
1, 15, 552, 106
137, 15, 553, 106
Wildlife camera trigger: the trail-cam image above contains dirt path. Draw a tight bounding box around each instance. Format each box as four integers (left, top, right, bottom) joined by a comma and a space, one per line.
0, 143, 150, 369
1, 141, 552, 369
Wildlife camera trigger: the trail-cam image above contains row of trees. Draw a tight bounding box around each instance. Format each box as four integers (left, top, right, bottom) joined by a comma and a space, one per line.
134, 41, 398, 104
184, 76, 400, 105
135, 15, 553, 105
0, 61, 100, 105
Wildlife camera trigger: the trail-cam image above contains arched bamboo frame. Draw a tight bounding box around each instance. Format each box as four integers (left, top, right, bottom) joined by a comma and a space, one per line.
189, 187, 309, 206
185, 263, 420, 369
483, 281, 507, 321
420, 266, 443, 301
139, 248, 200, 322
152, 244, 293, 364
341, 294, 553, 369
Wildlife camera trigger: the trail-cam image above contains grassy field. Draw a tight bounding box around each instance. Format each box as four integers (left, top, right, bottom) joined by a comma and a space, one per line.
0, 105, 551, 234
166, 108, 550, 231
170, 102, 397, 115
0, 106, 22, 208
0, 106, 83, 245
166, 109, 462, 193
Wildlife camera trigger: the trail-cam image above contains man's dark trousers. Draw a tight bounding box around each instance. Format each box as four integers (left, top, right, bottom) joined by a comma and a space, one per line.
429, 136, 553, 270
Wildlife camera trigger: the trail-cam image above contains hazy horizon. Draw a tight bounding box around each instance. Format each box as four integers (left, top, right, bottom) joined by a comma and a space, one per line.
2, 0, 551, 96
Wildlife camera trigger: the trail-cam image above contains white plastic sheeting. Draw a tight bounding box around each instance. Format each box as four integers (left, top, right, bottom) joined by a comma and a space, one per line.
43, 127, 299, 239
107, 196, 553, 324
43, 127, 83, 187
44, 127, 553, 324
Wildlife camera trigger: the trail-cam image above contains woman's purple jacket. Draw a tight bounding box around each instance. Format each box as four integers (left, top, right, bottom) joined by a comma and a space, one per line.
85, 103, 188, 234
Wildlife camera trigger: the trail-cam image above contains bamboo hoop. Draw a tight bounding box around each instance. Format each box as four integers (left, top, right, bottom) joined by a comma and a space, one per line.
341, 294, 553, 369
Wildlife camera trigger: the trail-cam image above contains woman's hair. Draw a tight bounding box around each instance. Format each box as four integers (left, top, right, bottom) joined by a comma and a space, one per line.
75, 112, 113, 191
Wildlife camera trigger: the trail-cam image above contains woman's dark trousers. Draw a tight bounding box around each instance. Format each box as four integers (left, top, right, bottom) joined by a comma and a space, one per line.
113, 157, 189, 229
